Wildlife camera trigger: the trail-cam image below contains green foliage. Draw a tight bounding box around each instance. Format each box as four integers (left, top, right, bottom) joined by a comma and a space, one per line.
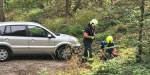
132, 67, 150, 75
103, 0, 112, 6
60, 25, 83, 36
116, 23, 128, 34
27, 8, 43, 22
119, 34, 139, 47
5, 0, 39, 10
99, 19, 120, 29
13, 15, 26, 21
84, 48, 140, 75
4, 0, 150, 75
73, 10, 98, 27
8, 8, 43, 22
120, 9, 140, 24
10, 9, 26, 21
142, 18, 150, 63
28, 9, 43, 17
42, 18, 65, 32
38, 68, 49, 75
96, 29, 116, 41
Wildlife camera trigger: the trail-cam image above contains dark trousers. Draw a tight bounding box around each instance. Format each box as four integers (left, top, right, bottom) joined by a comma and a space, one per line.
83, 41, 92, 58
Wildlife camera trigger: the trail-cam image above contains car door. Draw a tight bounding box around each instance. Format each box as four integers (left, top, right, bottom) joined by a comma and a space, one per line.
3, 25, 29, 54
28, 25, 55, 54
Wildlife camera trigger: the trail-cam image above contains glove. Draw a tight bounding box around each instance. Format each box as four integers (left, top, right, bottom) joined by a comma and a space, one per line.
91, 36, 95, 40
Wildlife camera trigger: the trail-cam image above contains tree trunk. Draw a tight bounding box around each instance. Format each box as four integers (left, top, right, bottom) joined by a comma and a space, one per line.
69, 0, 71, 11
137, 0, 145, 62
72, 0, 81, 12
0, 0, 5, 22
66, 0, 70, 15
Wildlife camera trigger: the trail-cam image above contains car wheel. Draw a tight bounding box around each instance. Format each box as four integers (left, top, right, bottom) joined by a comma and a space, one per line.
58, 45, 72, 60
0, 47, 11, 62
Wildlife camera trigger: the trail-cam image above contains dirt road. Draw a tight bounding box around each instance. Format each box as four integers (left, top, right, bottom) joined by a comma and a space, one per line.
0, 55, 68, 75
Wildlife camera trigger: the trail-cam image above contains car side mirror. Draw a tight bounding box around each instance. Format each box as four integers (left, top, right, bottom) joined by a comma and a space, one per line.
48, 34, 52, 38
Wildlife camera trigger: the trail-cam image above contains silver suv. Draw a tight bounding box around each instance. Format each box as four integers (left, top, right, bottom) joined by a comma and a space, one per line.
0, 22, 81, 61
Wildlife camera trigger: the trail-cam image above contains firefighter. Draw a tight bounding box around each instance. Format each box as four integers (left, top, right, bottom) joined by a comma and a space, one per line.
100, 36, 120, 61
82, 19, 98, 62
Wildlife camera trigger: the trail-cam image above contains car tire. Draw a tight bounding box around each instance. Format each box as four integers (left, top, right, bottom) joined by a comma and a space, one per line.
0, 47, 11, 62
58, 45, 72, 60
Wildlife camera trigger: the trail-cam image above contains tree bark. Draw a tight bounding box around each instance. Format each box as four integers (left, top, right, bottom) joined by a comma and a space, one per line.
72, 0, 81, 12
0, 0, 5, 22
66, 0, 70, 15
137, 0, 145, 62
69, 0, 71, 11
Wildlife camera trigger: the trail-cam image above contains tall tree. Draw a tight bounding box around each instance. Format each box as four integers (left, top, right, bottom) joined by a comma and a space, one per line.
0, 0, 5, 22
137, 0, 145, 62
72, 0, 81, 12
66, 0, 71, 16
66, 0, 70, 15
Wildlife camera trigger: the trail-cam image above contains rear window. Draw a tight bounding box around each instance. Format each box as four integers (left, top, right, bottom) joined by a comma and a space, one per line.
4, 26, 11, 36
3, 25, 27, 36
0, 26, 5, 36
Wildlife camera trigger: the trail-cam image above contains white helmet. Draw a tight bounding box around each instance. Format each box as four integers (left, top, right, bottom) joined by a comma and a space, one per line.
90, 19, 98, 26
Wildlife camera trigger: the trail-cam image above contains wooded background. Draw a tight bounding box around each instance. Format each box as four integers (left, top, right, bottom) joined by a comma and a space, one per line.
0, 0, 150, 74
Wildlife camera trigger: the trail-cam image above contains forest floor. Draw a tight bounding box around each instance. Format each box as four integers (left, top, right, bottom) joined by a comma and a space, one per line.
0, 55, 68, 75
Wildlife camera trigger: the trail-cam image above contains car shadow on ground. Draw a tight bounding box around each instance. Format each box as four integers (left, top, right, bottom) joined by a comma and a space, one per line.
11, 54, 57, 61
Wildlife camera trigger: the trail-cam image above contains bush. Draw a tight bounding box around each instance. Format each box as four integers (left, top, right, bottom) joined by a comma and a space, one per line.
116, 24, 128, 34
27, 8, 43, 22
60, 25, 83, 36
99, 19, 120, 29
13, 15, 26, 21
9, 10, 26, 21
42, 18, 65, 32
73, 10, 98, 27
96, 29, 116, 41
